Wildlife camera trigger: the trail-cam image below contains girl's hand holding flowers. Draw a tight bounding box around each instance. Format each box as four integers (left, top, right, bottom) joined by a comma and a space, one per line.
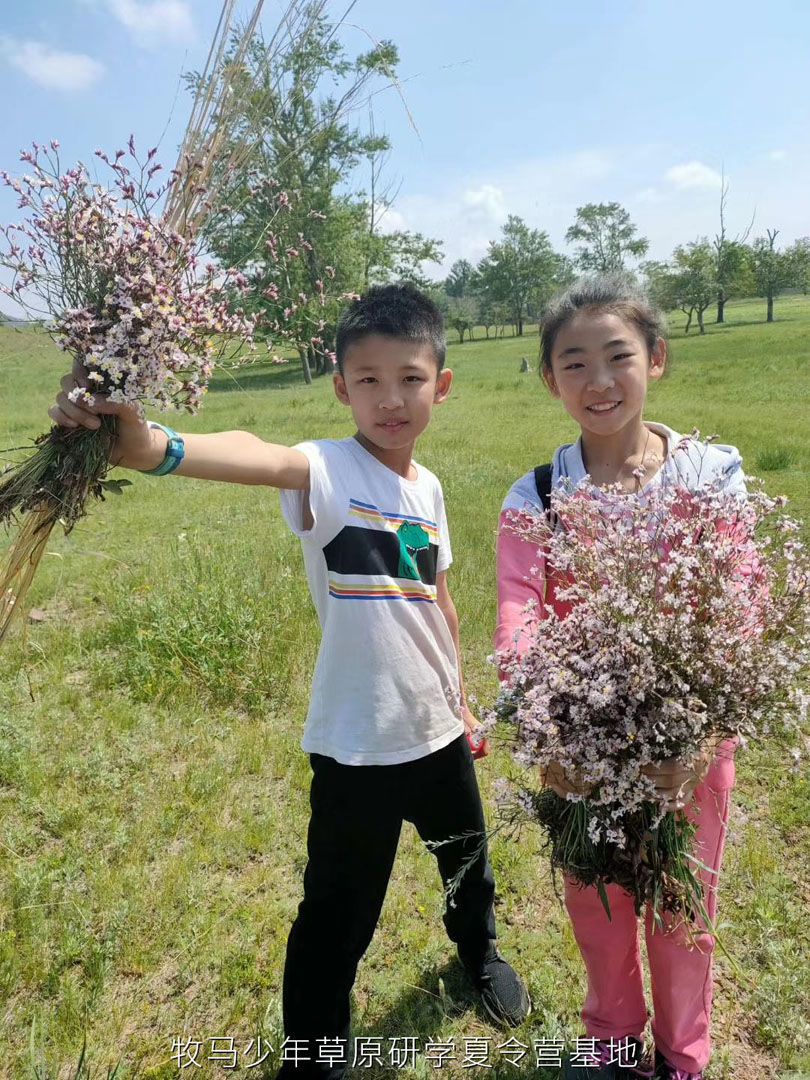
542, 760, 594, 799
642, 750, 712, 812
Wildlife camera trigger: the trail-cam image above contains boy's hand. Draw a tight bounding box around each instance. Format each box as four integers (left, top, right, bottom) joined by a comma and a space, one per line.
541, 760, 593, 799
642, 747, 713, 812
462, 706, 490, 759
47, 361, 310, 487
49, 361, 160, 470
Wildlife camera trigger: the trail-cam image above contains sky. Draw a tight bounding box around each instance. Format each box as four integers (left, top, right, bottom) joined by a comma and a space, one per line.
1, 0, 808, 313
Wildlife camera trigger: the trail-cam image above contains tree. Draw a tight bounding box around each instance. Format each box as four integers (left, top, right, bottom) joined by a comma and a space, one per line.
713, 174, 754, 323
644, 260, 680, 313
565, 202, 648, 272
477, 216, 564, 336
645, 260, 698, 334
475, 287, 499, 339
474, 283, 511, 338
672, 240, 718, 334
362, 117, 442, 288
446, 295, 479, 343
535, 254, 575, 319
787, 237, 810, 294
750, 230, 794, 322
645, 245, 717, 335
444, 259, 510, 338
363, 226, 442, 288
444, 259, 476, 298
192, 13, 440, 382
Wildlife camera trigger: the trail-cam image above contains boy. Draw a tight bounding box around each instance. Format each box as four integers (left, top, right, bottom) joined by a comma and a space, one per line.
50, 283, 530, 1077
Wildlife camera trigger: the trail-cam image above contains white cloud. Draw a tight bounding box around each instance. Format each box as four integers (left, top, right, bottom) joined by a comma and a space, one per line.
461, 184, 507, 226
664, 161, 723, 190
0, 36, 105, 90
634, 187, 662, 204
105, 0, 194, 46
374, 204, 407, 233
391, 148, 627, 273
768, 149, 788, 162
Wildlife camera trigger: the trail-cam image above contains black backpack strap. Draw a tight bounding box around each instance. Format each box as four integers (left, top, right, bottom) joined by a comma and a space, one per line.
533, 463, 553, 512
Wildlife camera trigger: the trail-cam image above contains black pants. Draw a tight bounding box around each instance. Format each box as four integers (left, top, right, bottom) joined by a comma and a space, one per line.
278, 734, 497, 1078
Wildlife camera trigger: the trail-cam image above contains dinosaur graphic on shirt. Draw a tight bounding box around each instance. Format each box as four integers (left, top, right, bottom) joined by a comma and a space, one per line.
397, 520, 430, 580
322, 506, 439, 591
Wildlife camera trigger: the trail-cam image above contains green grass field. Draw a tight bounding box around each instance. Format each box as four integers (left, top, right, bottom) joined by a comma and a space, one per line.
0, 296, 808, 1079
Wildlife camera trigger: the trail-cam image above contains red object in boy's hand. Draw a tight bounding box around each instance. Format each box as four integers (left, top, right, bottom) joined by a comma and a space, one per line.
466, 730, 490, 760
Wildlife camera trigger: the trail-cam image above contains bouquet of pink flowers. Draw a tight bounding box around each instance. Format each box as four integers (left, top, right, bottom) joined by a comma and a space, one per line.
0, 139, 260, 644
492, 441, 809, 924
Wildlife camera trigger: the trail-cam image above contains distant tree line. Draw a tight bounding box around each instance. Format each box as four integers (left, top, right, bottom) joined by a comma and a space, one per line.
436, 194, 810, 343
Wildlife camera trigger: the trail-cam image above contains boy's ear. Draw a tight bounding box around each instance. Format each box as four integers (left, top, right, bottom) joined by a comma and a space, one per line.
434, 368, 453, 403
333, 371, 351, 405
649, 337, 667, 380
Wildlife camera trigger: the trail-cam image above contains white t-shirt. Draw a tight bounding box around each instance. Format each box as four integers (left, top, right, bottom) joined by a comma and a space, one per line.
280, 436, 464, 765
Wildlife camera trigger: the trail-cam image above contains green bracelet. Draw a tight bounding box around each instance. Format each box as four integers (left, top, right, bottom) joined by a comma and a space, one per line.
140, 422, 185, 475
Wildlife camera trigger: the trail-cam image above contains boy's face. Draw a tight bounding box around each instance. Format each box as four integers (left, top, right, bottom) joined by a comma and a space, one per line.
333, 334, 452, 452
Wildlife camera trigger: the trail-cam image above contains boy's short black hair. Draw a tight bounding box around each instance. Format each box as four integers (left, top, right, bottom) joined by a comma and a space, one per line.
335, 282, 446, 374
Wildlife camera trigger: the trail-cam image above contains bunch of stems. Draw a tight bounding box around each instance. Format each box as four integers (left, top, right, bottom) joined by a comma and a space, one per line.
529, 787, 705, 928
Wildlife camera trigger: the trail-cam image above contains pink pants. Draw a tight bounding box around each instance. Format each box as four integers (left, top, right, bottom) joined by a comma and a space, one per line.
563, 751, 735, 1075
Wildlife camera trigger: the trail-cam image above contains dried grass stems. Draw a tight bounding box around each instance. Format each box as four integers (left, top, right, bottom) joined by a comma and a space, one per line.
187, 0, 414, 264
0, 418, 118, 644
164, 0, 267, 237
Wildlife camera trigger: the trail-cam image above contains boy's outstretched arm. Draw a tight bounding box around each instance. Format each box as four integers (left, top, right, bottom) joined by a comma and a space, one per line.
435, 571, 490, 757
49, 363, 310, 490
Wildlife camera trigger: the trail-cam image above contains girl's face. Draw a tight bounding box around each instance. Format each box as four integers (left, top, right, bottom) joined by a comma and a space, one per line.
545, 310, 666, 438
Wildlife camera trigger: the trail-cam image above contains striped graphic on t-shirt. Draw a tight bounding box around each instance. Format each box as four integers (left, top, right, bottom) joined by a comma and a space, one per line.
348, 498, 440, 542
323, 490, 442, 603
327, 579, 436, 603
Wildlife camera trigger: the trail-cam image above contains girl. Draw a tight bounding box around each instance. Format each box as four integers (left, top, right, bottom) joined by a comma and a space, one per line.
495, 275, 744, 1080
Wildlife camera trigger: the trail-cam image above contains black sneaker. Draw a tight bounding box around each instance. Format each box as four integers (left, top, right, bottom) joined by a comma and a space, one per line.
460, 942, 530, 1026
562, 1040, 618, 1079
